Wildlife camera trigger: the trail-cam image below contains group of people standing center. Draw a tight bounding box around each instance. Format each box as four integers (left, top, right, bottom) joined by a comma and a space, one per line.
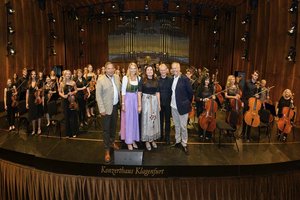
96, 62, 193, 163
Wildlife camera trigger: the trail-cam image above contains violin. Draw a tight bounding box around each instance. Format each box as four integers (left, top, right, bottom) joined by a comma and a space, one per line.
199, 95, 218, 132
34, 85, 43, 105
214, 69, 224, 105
277, 96, 294, 134
11, 87, 18, 107
89, 80, 96, 92
68, 88, 78, 110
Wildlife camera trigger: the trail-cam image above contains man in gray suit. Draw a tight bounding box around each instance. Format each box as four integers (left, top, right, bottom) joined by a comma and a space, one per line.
96, 62, 121, 163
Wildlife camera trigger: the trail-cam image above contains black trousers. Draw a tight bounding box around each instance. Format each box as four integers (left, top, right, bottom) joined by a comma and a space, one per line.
63, 100, 79, 137
242, 99, 251, 139
77, 96, 86, 124
160, 104, 171, 142
6, 106, 16, 126
101, 105, 118, 150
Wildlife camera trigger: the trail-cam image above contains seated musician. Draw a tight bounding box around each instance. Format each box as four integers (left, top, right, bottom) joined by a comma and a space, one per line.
224, 75, 241, 129
195, 76, 214, 139
277, 89, 294, 142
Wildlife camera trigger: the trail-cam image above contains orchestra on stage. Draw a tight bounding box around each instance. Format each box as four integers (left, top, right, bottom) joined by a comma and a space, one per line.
3, 63, 296, 162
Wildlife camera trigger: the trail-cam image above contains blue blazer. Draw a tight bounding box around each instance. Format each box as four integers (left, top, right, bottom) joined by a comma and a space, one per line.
174, 75, 193, 115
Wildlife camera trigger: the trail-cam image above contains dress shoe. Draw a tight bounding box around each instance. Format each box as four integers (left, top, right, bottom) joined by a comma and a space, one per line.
172, 142, 182, 148
104, 150, 111, 163
151, 141, 157, 149
127, 144, 133, 151
132, 142, 138, 149
182, 146, 189, 155
111, 143, 119, 150
145, 142, 151, 151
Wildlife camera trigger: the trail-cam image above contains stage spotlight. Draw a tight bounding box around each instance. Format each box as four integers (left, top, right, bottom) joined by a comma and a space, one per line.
8, 23, 15, 35
79, 38, 84, 45
50, 47, 56, 56
213, 14, 218, 21
50, 31, 57, 39
48, 13, 56, 23
241, 49, 248, 60
241, 14, 250, 24
213, 28, 218, 34
107, 17, 111, 21
241, 32, 249, 42
172, 16, 175, 22
145, 0, 149, 11
286, 46, 296, 62
288, 23, 296, 35
119, 16, 123, 21
111, 3, 116, 9
7, 42, 15, 56
176, 1, 180, 9
213, 55, 218, 61
145, 15, 149, 21
79, 25, 85, 32
135, 15, 139, 19
289, 1, 298, 13
6, 2, 15, 15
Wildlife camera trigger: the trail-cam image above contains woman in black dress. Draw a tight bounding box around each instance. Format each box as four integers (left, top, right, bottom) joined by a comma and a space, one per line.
59, 70, 79, 138
4, 79, 17, 131
76, 69, 90, 127
26, 70, 44, 135
44, 76, 57, 126
195, 76, 214, 139
84, 64, 97, 117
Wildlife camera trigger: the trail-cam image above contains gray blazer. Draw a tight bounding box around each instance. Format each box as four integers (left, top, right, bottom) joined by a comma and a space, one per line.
96, 74, 121, 115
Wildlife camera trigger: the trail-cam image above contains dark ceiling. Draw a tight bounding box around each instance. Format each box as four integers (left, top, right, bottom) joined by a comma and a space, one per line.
57, 0, 244, 10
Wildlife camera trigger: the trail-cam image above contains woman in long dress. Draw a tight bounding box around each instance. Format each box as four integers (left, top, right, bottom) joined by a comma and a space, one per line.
120, 62, 141, 150
138, 65, 161, 151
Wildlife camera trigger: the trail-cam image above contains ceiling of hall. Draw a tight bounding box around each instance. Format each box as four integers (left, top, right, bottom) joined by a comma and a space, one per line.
57, 0, 244, 10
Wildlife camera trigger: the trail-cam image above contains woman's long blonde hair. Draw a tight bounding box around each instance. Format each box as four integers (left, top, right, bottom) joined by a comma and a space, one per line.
226, 75, 235, 88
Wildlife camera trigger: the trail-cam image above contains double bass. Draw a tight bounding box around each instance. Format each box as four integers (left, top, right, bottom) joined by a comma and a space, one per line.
277, 96, 294, 134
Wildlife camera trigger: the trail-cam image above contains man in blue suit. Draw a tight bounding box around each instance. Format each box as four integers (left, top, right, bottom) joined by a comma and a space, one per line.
170, 62, 193, 155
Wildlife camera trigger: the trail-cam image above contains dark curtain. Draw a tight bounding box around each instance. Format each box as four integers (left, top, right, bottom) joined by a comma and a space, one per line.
1, 159, 300, 200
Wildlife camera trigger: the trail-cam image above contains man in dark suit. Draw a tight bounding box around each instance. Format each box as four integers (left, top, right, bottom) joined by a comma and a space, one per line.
170, 62, 193, 155
158, 63, 173, 144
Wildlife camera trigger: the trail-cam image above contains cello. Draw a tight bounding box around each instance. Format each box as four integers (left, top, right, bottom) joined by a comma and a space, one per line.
277, 95, 294, 134
214, 69, 224, 105
227, 96, 243, 127
244, 86, 275, 127
199, 89, 226, 133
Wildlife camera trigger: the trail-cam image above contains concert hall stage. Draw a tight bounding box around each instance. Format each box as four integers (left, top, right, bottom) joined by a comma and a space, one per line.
1, 112, 300, 178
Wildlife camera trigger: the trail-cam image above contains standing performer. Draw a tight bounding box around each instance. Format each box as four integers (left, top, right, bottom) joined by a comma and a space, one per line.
120, 62, 141, 150
85, 64, 97, 117
76, 69, 90, 127
26, 70, 43, 135
59, 70, 79, 138
138, 65, 161, 151
4, 79, 17, 131
195, 76, 214, 139
224, 75, 242, 129
96, 62, 120, 163
241, 70, 260, 142
18, 68, 28, 101
44, 76, 57, 126
171, 62, 193, 154
158, 63, 173, 144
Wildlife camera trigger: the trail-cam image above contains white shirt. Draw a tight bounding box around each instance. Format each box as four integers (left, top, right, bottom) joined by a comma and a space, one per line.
171, 75, 180, 109
108, 75, 119, 105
